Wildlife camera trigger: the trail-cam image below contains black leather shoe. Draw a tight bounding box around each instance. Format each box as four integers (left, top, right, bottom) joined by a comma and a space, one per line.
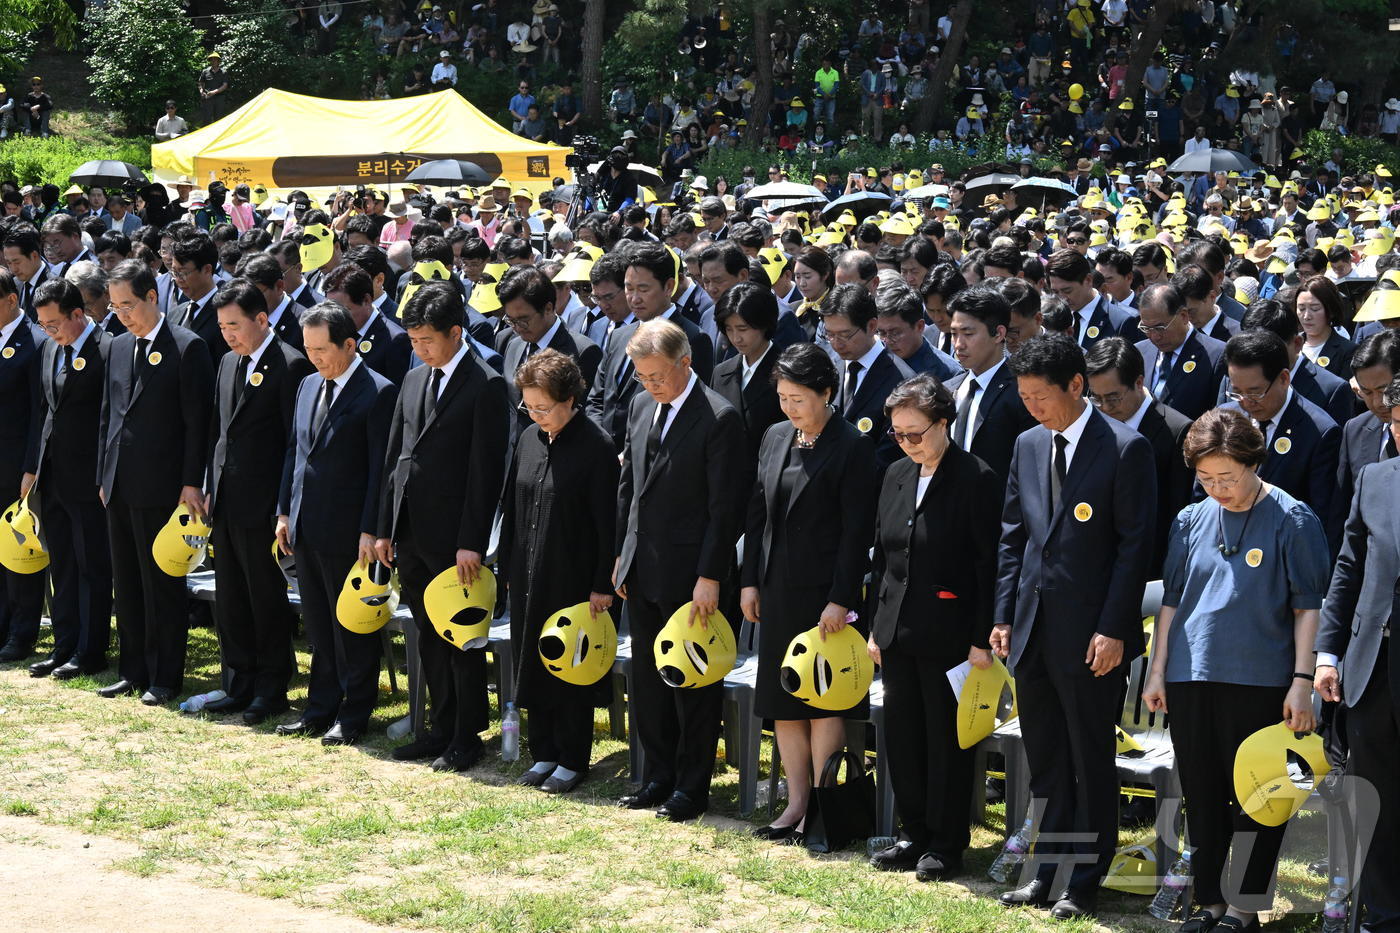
54, 661, 107, 681
29, 658, 62, 677
870, 840, 923, 871
202, 695, 250, 714
0, 643, 34, 662
96, 679, 140, 698
540, 770, 587, 794
999, 879, 1053, 908
618, 781, 671, 810
431, 743, 483, 772
141, 687, 175, 706
656, 791, 706, 822
517, 767, 552, 787
391, 735, 449, 761
1049, 894, 1096, 920
275, 716, 331, 736
914, 852, 963, 882
754, 823, 802, 842
242, 697, 289, 725
321, 722, 362, 746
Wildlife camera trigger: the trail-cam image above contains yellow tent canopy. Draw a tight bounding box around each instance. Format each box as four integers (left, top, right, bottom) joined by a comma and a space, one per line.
151, 88, 570, 198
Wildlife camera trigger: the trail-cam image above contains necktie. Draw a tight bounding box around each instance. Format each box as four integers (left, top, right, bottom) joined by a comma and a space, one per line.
955, 377, 980, 448
646, 402, 672, 470
940, 331, 952, 354
617, 354, 634, 388
312, 379, 336, 441
425, 367, 443, 417
844, 361, 863, 412
1257, 419, 1272, 444
525, 342, 539, 362
233, 354, 250, 402
1153, 351, 1173, 397
56, 345, 73, 393
1073, 311, 1084, 344
135, 337, 151, 381
1384, 433, 1398, 460
1050, 434, 1069, 516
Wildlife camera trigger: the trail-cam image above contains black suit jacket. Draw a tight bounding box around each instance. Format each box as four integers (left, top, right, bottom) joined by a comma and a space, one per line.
101, 312, 127, 337
176, 290, 230, 368
17, 267, 52, 321
945, 362, 1037, 484
1205, 313, 1240, 343
208, 338, 314, 527
278, 361, 397, 553
841, 349, 911, 470
268, 297, 304, 354
1311, 330, 1356, 381
1292, 357, 1356, 429
1079, 295, 1139, 349
710, 345, 783, 469
378, 347, 510, 560
98, 321, 214, 508
1137, 401, 1194, 579
356, 312, 412, 385
0, 317, 43, 492
500, 323, 602, 432
25, 327, 109, 501
585, 320, 644, 450
1317, 458, 1400, 706
995, 408, 1156, 669
288, 280, 321, 309
1135, 328, 1227, 421
1336, 411, 1392, 514
615, 379, 746, 605
740, 419, 875, 611
869, 445, 1003, 661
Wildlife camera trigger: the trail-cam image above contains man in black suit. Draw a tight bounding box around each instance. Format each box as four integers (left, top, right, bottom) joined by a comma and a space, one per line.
1337, 332, 1400, 509
1171, 264, 1240, 343
39, 213, 95, 278
614, 319, 745, 822
990, 334, 1156, 918
495, 266, 601, 433
23, 280, 111, 678
97, 260, 215, 704
235, 252, 303, 353
3, 225, 52, 321
0, 269, 46, 661
170, 232, 228, 368
269, 239, 323, 310
1085, 337, 1193, 579
1222, 331, 1342, 555
583, 253, 640, 450
342, 245, 399, 323
1133, 282, 1228, 421
1315, 401, 1400, 933
1044, 248, 1138, 350
622, 242, 714, 383
822, 283, 912, 471
1177, 240, 1246, 322
275, 301, 398, 745
323, 263, 411, 385
205, 280, 314, 723
944, 284, 1036, 484
1236, 298, 1355, 428
710, 282, 783, 471
375, 282, 509, 771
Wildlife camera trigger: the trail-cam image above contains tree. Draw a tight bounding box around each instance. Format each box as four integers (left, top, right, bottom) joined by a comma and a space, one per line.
1118, 0, 1183, 110
86, 0, 204, 133
746, 0, 775, 146
916, 0, 971, 134
580, 0, 607, 120
0, 0, 76, 73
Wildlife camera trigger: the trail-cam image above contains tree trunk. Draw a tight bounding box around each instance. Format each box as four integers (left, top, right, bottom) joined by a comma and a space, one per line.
746, 0, 773, 146
1119, 0, 1177, 111
579, 0, 606, 122
916, 0, 971, 135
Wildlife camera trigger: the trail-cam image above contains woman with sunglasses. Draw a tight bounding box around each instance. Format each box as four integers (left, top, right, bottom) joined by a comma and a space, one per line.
1141, 408, 1329, 933
498, 348, 618, 794
866, 372, 1002, 881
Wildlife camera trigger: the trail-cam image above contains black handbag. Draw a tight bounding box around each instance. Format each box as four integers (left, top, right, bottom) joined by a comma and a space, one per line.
805, 749, 876, 853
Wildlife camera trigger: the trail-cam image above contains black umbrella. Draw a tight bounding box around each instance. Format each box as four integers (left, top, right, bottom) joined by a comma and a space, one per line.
819, 190, 893, 222
68, 160, 149, 188
1166, 148, 1259, 175
962, 172, 1023, 197
403, 159, 492, 187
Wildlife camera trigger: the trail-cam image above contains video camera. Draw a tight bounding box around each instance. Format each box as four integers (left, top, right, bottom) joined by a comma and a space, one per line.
564, 136, 601, 172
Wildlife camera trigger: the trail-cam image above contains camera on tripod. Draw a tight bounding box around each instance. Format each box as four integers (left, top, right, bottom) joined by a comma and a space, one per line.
565, 136, 601, 172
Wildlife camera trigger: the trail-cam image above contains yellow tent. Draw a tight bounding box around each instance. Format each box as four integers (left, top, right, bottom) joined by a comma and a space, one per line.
151, 88, 570, 198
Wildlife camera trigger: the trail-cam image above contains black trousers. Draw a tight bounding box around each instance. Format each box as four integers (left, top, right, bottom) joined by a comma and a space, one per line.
1166, 680, 1289, 911
881, 642, 975, 858
1347, 639, 1400, 932
108, 491, 188, 691
1015, 625, 1125, 897
37, 488, 110, 667
0, 560, 46, 653
211, 518, 295, 702
525, 697, 594, 773
627, 595, 725, 802
295, 538, 380, 731
395, 519, 488, 751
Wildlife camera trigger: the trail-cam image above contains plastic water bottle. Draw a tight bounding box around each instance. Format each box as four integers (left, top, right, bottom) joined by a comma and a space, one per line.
988, 816, 1034, 883
501, 702, 520, 762
1320, 876, 1349, 933
1148, 850, 1192, 920
178, 689, 227, 713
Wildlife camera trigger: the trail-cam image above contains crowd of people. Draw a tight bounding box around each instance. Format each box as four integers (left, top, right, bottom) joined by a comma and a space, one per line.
2, 131, 1400, 928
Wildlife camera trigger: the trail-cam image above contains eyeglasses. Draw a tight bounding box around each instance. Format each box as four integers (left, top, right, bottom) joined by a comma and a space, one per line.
888, 423, 936, 444
1137, 320, 1173, 335
1088, 390, 1128, 409
107, 302, 140, 315
36, 321, 64, 335
1224, 373, 1277, 403
517, 400, 560, 416
632, 358, 684, 386
503, 311, 539, 330
1065, 237, 1088, 245
823, 324, 864, 344
1195, 474, 1244, 490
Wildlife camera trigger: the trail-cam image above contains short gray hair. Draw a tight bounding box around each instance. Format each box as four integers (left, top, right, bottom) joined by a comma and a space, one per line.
64, 260, 108, 302
1383, 376, 1400, 409
548, 225, 574, 248
626, 318, 689, 362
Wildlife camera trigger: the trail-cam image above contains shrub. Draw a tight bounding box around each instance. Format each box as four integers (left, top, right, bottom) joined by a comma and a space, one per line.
85, 0, 204, 133
0, 135, 152, 186
1299, 129, 1400, 178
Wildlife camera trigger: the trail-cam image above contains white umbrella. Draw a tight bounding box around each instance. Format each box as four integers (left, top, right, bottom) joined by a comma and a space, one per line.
587, 162, 664, 189
742, 181, 828, 201
902, 183, 950, 200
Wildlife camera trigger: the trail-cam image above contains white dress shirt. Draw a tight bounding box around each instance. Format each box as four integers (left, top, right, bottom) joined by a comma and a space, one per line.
1054, 401, 1095, 470
956, 355, 1006, 445
653, 371, 698, 441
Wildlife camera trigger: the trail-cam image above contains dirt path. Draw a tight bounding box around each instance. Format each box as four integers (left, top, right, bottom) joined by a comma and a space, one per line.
0, 814, 406, 933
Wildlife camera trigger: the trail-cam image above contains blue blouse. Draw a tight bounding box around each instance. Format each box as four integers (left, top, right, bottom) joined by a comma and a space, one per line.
1161, 485, 1330, 688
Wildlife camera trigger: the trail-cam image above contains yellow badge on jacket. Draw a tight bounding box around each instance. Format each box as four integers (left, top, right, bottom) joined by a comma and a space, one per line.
1245, 548, 1263, 567
73, 356, 86, 371
1086, 325, 1100, 339
148, 351, 162, 366
857, 417, 873, 434
1, 347, 13, 359
359, 340, 372, 354
1182, 360, 1196, 373
1274, 436, 1291, 455
1318, 356, 1330, 368
1074, 502, 1093, 522
250, 372, 264, 387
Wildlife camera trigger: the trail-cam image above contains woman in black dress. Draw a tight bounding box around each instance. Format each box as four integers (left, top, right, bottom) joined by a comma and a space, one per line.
740, 343, 876, 842
498, 349, 619, 793
867, 373, 1003, 881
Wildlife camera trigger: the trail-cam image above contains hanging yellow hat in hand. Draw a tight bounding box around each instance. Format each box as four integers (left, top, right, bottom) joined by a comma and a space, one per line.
151, 503, 211, 577
539, 602, 617, 685
780, 623, 873, 711
654, 603, 736, 688
424, 565, 496, 649
0, 498, 48, 574
336, 559, 396, 634
1233, 721, 1331, 826
957, 657, 1016, 748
